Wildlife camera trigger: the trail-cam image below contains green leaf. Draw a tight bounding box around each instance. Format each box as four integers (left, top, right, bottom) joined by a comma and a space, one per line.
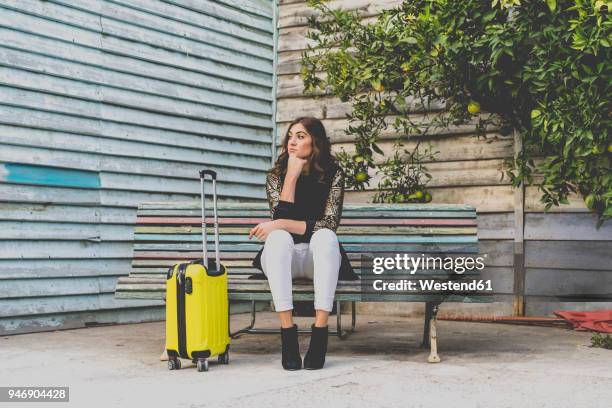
585, 194, 595, 209
483, 10, 497, 23
546, 0, 556, 12
594, 1, 607, 11
372, 143, 384, 155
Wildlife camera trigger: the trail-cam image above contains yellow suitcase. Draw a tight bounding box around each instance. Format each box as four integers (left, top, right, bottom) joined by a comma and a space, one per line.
165, 169, 230, 372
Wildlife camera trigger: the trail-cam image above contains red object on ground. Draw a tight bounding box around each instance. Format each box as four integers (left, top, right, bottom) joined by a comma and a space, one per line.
553, 310, 612, 333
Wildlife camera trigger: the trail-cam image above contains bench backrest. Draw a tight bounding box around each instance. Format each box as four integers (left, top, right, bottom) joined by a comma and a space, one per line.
130, 202, 478, 280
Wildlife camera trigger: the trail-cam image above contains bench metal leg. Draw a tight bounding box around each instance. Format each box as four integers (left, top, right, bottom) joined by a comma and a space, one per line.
229, 300, 258, 338
336, 300, 357, 340
229, 300, 357, 339
421, 301, 441, 363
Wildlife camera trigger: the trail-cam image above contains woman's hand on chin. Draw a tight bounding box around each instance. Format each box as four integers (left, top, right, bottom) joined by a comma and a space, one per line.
248, 220, 285, 241
286, 153, 308, 179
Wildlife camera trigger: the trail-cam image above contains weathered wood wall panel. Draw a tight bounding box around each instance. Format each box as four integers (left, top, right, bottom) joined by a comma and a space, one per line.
523, 213, 612, 315
275, 0, 611, 317
0, 0, 275, 334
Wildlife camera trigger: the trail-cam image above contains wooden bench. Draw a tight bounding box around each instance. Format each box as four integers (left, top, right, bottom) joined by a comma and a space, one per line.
115, 202, 493, 362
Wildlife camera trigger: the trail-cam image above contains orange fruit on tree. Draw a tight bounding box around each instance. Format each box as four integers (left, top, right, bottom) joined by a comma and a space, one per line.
372, 80, 385, 92
355, 171, 368, 182
467, 101, 480, 115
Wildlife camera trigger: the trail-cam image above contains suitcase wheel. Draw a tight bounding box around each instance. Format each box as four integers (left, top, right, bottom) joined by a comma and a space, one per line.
196, 359, 209, 372
218, 350, 229, 365
168, 358, 181, 370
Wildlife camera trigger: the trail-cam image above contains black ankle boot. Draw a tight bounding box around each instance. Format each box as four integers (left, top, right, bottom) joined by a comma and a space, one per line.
304, 324, 328, 370
280, 324, 302, 370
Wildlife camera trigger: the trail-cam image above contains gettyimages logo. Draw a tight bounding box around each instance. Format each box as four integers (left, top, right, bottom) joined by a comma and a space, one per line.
360, 252, 493, 300
372, 253, 486, 275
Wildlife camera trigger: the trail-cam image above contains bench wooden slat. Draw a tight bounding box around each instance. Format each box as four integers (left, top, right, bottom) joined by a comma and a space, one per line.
117, 285, 485, 296
138, 202, 477, 211
138, 209, 477, 218
118, 269, 481, 284
115, 289, 492, 303
131, 252, 478, 262
136, 217, 477, 226
134, 226, 478, 235
127, 268, 482, 276
134, 235, 478, 244
226, 293, 493, 302
133, 243, 479, 253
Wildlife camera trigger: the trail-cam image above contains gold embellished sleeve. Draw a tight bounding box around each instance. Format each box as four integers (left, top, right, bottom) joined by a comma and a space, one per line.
306, 167, 345, 236
265, 171, 294, 220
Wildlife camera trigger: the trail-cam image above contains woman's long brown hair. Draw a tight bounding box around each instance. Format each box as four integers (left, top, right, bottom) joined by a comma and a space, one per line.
270, 117, 338, 184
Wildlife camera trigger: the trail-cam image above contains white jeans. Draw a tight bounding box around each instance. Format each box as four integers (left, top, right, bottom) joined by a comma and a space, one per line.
260, 228, 341, 312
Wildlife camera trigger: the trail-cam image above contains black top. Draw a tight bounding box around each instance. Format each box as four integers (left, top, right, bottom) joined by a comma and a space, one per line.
251, 162, 358, 281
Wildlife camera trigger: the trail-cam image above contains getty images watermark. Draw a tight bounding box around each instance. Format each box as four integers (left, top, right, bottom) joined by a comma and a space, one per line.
359, 253, 493, 300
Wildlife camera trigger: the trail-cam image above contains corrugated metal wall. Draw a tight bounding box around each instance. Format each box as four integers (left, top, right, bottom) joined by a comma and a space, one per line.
0, 0, 276, 334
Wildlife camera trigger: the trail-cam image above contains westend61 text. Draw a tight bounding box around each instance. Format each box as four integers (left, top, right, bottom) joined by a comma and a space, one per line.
372, 279, 493, 292
372, 253, 486, 275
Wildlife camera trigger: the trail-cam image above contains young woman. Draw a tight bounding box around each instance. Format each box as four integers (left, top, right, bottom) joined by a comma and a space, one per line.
249, 117, 358, 370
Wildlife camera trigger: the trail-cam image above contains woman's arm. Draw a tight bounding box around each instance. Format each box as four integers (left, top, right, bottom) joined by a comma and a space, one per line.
250, 172, 306, 241
266, 172, 294, 220
276, 154, 307, 204
302, 167, 345, 239
276, 219, 306, 235
266, 172, 305, 234
279, 173, 299, 203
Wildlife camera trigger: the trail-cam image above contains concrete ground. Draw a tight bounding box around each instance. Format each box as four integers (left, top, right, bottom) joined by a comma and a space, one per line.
1, 311, 610, 408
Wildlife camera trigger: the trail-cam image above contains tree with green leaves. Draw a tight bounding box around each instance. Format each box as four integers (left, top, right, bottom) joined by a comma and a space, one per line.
301, 0, 611, 226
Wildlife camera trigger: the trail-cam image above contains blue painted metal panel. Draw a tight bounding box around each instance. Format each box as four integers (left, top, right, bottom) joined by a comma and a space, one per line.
0, 0, 275, 335
0, 163, 101, 188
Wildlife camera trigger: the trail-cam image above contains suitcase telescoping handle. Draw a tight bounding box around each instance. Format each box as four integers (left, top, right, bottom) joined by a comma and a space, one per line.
199, 169, 220, 272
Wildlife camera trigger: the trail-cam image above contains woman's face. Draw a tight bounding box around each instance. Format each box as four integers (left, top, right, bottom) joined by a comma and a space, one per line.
286, 123, 313, 159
